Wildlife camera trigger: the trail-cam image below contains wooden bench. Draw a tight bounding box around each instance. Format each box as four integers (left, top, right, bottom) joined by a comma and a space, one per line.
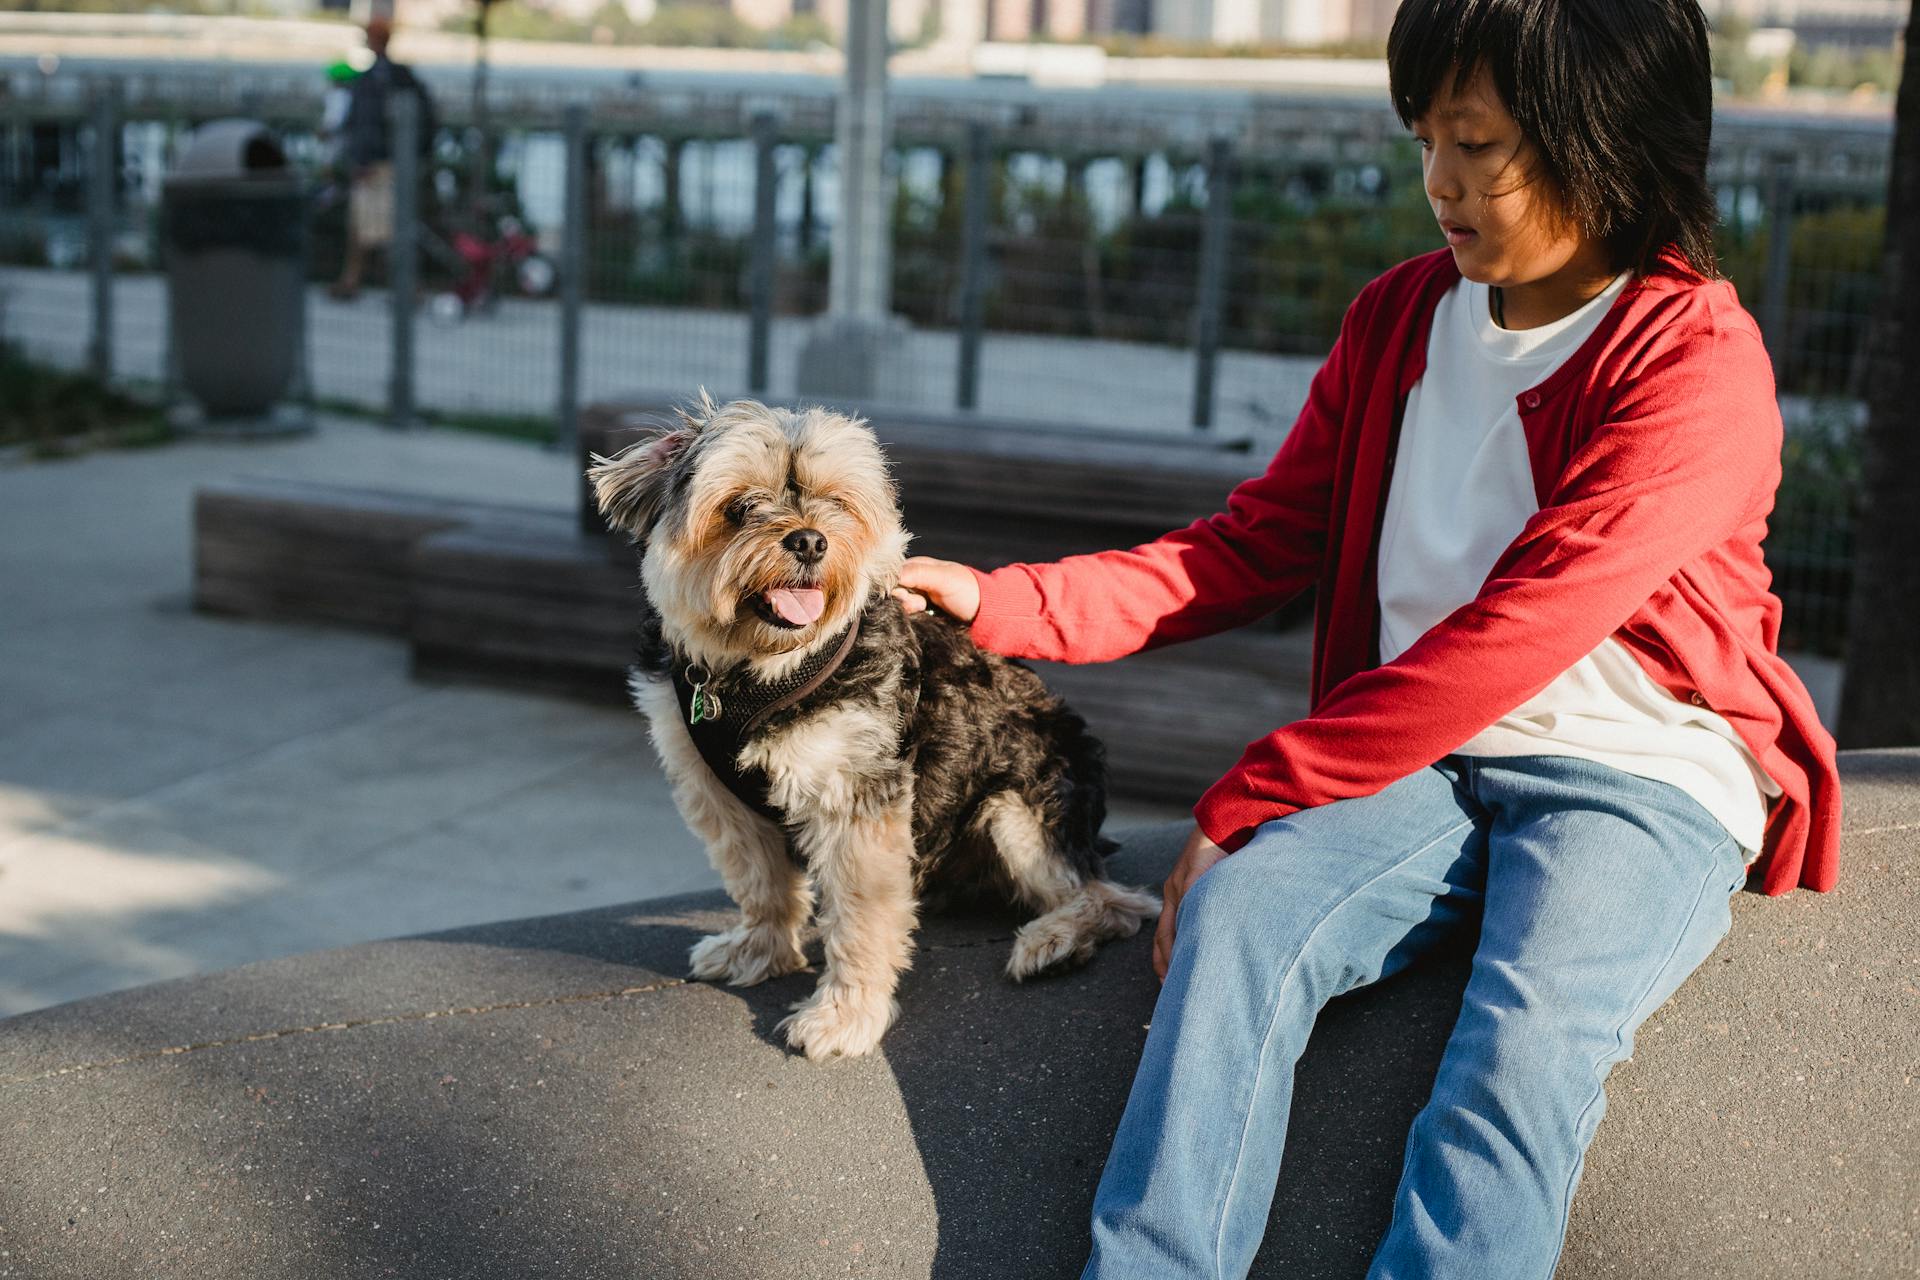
191, 401, 1316, 802
575, 398, 1293, 589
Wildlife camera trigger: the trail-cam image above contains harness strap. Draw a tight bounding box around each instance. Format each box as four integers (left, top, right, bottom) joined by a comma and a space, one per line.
670, 621, 861, 836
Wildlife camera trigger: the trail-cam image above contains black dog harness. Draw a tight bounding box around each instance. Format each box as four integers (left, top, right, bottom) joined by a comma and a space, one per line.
669, 622, 860, 825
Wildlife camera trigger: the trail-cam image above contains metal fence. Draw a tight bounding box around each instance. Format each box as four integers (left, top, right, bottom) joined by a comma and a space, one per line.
0, 65, 1890, 653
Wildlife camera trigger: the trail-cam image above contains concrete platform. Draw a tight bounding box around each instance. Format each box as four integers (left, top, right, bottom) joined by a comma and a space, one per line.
0, 752, 1912, 1279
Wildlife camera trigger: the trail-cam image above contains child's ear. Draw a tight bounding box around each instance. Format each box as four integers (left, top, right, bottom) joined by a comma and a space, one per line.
588, 428, 695, 539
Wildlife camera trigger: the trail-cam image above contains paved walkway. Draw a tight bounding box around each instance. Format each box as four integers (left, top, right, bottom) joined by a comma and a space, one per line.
0, 418, 1838, 1019
0, 265, 1314, 447
1, 266, 1861, 454
0, 418, 1183, 1018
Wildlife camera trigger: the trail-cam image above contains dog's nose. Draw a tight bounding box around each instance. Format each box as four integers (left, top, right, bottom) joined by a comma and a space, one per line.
783, 528, 828, 564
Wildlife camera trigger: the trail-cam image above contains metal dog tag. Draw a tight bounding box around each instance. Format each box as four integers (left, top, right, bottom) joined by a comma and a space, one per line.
686, 666, 721, 724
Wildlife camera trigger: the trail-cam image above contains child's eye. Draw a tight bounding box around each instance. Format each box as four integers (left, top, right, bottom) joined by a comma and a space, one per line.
1458, 142, 1486, 154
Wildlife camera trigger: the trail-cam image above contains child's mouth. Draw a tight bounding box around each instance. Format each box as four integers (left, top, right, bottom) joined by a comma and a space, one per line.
1443, 224, 1478, 246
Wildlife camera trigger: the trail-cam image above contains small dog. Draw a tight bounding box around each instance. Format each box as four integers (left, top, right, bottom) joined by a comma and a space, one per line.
588, 394, 1158, 1060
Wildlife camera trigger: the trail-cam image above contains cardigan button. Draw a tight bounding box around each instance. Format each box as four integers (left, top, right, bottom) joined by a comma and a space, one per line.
1521, 391, 1542, 410
1690, 690, 1708, 707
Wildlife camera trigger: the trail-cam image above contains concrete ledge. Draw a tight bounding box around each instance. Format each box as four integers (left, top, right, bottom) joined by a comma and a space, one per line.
0, 752, 1912, 1278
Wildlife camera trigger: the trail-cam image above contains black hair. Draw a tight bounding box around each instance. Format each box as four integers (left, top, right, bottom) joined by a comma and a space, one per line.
1387, 0, 1722, 279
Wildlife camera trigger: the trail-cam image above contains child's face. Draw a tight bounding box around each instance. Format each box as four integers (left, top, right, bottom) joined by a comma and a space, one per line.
1411, 66, 1605, 290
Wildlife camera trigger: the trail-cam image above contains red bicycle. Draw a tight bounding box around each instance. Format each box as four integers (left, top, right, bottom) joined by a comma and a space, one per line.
424, 210, 557, 324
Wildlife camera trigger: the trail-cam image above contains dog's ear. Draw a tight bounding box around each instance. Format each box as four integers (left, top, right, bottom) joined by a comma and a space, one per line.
588, 428, 695, 539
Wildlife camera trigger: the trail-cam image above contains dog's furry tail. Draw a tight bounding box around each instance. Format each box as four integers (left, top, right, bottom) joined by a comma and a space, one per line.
1006, 878, 1161, 981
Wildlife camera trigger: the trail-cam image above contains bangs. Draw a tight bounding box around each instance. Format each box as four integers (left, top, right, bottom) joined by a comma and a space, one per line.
1386, 0, 1521, 131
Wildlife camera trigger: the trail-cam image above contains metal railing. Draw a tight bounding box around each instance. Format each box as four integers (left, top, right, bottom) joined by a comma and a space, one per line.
0, 67, 1890, 652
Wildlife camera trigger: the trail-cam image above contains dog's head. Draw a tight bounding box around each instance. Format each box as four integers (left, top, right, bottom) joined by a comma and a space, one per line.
589, 394, 908, 666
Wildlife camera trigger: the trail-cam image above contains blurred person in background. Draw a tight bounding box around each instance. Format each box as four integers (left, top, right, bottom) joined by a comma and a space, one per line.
329, 16, 436, 301
317, 57, 358, 169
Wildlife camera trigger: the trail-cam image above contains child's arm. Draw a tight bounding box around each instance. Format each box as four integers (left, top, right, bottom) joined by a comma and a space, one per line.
1193, 321, 1785, 853
960, 323, 1355, 665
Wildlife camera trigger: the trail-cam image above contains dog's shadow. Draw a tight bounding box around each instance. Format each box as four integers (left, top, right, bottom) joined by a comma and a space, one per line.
475, 830, 1477, 1278
716, 827, 1478, 1279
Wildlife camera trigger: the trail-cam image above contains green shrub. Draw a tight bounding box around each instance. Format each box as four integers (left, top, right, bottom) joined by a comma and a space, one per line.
1764, 404, 1861, 656
0, 340, 168, 453
1717, 201, 1884, 397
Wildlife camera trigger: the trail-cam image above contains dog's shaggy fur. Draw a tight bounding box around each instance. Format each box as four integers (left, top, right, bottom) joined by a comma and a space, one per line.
589, 394, 1158, 1060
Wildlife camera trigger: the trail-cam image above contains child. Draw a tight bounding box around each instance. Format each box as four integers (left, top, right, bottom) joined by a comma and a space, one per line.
894, 0, 1842, 1274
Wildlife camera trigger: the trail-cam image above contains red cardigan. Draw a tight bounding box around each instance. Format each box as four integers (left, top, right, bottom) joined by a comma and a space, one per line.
969, 245, 1841, 895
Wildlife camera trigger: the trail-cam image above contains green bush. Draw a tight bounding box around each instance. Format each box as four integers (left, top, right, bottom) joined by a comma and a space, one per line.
1717, 201, 1884, 396
444, 2, 835, 49
1764, 404, 1861, 656
0, 339, 168, 453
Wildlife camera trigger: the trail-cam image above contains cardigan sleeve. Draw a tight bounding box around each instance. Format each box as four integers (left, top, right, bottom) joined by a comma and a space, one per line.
965, 308, 1354, 664
1193, 319, 1784, 852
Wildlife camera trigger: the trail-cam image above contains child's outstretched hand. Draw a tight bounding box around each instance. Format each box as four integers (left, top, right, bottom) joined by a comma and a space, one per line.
893, 556, 981, 623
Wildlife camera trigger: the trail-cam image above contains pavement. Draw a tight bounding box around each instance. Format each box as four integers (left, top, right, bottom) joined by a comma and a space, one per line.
2, 265, 1861, 458
0, 265, 1318, 448
0, 414, 1839, 1023
0, 765, 1912, 1279
0, 417, 1188, 1018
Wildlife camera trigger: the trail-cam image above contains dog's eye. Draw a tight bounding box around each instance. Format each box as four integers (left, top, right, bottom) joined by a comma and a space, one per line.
724, 497, 754, 526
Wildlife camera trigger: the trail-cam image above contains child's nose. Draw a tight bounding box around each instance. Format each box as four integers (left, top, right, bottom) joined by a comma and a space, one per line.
1424, 151, 1466, 204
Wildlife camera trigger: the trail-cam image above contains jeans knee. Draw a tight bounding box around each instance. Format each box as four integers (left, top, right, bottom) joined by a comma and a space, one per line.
1177, 852, 1266, 939
1177, 851, 1334, 965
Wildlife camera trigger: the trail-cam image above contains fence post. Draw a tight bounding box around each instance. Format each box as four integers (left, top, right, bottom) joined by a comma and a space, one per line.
955, 120, 989, 412
1190, 135, 1233, 432
1760, 152, 1796, 382
558, 101, 587, 453
87, 82, 119, 385
747, 109, 777, 395
290, 187, 315, 416
388, 89, 419, 430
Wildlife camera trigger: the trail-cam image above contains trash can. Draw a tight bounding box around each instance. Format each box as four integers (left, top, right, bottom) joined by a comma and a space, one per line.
163, 119, 310, 434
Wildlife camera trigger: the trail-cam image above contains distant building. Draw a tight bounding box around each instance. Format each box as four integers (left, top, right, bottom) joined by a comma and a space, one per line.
740, 0, 934, 42
1710, 0, 1906, 48
989, 0, 1084, 39
1150, 0, 1387, 46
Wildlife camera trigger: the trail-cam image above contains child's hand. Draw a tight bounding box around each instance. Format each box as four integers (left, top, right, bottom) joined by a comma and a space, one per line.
893, 556, 982, 623
1153, 826, 1231, 983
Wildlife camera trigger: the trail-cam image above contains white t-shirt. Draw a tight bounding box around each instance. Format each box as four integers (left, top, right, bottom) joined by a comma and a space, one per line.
1377, 270, 1779, 854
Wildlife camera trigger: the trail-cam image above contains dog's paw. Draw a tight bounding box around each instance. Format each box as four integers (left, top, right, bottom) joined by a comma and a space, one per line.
1005, 915, 1099, 981
776, 983, 899, 1060
688, 927, 807, 986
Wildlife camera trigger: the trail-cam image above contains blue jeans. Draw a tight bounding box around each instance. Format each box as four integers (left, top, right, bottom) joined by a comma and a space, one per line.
1082, 754, 1749, 1280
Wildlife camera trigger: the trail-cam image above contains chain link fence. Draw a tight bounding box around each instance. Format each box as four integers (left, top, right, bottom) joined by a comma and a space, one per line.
0, 65, 1888, 653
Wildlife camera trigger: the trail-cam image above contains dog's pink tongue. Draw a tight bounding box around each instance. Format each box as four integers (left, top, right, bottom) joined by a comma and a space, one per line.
768, 587, 826, 625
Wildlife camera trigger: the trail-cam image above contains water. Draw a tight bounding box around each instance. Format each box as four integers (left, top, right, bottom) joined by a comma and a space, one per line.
505, 131, 1186, 240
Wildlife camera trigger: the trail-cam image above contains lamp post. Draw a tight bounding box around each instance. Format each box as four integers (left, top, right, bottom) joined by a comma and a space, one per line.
795, 0, 909, 404
470, 0, 497, 227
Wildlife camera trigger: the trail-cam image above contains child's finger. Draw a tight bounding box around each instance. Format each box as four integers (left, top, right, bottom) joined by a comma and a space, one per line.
1152, 891, 1179, 983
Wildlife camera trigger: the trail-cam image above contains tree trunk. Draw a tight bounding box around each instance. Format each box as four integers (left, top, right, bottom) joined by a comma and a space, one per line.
1837, 9, 1920, 746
